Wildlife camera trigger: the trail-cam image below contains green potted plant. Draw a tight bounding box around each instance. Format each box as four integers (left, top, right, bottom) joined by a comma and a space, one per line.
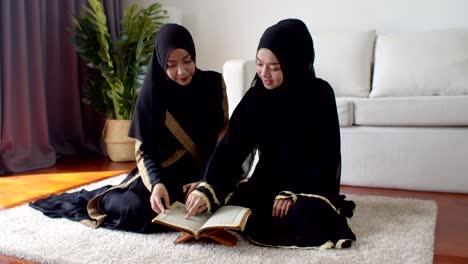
71, 0, 168, 161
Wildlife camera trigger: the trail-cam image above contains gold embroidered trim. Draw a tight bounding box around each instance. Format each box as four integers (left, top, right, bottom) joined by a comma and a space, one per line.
279, 191, 355, 219
135, 140, 152, 191
199, 182, 221, 206
275, 195, 290, 200
218, 78, 229, 142
165, 111, 202, 160
335, 239, 352, 249
319, 241, 335, 250
191, 190, 211, 213
296, 193, 339, 213
85, 174, 140, 227
225, 192, 233, 204
247, 237, 345, 250
80, 219, 98, 228
276, 191, 298, 203
161, 148, 186, 167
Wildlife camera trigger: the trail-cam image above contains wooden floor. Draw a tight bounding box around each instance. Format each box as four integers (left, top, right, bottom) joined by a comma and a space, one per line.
0, 154, 467, 264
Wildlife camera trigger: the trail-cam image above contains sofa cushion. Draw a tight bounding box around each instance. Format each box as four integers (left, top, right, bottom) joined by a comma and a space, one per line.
353, 95, 468, 126
314, 31, 376, 97
340, 126, 468, 193
335, 97, 354, 127
370, 29, 468, 97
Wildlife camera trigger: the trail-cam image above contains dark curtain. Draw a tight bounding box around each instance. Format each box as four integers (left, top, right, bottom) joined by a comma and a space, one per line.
0, 0, 122, 174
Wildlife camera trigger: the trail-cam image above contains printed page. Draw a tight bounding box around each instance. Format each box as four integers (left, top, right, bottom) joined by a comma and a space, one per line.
153, 201, 211, 235
200, 206, 251, 231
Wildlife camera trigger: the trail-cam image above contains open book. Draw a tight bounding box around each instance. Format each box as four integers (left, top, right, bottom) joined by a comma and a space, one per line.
152, 201, 251, 246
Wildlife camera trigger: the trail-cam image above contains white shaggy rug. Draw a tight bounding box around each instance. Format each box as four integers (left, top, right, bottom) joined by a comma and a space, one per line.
0, 175, 437, 264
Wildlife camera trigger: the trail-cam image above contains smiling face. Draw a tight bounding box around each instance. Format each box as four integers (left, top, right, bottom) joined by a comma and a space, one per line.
255, 48, 284, 90
166, 48, 196, 86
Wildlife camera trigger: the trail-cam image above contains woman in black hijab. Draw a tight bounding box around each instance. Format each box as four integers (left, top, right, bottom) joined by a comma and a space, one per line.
185, 19, 356, 248
30, 24, 228, 233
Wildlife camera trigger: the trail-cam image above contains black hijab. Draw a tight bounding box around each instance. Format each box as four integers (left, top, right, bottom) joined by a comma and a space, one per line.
129, 24, 196, 145
245, 19, 319, 133
252, 19, 315, 91
129, 24, 223, 157
245, 19, 320, 137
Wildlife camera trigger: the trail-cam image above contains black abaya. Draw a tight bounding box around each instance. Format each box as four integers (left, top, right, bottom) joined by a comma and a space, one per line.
194, 19, 356, 248
30, 24, 228, 233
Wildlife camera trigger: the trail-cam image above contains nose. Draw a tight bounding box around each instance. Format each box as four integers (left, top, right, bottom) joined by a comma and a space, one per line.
260, 65, 270, 78
177, 65, 186, 76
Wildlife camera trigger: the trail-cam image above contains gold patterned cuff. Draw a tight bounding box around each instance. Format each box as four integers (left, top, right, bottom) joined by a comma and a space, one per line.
198, 182, 221, 206
224, 192, 234, 204
191, 190, 211, 213
276, 191, 298, 204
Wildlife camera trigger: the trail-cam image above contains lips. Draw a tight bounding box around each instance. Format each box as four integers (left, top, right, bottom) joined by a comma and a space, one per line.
263, 80, 273, 86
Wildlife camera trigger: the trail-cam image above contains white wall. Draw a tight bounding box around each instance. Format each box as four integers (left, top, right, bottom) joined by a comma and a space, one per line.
124, 0, 468, 72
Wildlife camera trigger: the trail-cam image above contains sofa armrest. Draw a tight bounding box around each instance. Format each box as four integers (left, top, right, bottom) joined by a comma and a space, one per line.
222, 59, 256, 116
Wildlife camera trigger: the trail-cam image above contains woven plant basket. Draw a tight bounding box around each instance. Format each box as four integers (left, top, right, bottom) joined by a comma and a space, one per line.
102, 119, 136, 162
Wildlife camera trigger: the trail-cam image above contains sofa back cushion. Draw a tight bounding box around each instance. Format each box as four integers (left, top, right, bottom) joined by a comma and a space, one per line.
314, 31, 376, 97
370, 29, 468, 97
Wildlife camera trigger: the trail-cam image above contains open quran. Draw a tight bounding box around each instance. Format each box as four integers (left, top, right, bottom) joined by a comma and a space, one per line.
152, 201, 251, 246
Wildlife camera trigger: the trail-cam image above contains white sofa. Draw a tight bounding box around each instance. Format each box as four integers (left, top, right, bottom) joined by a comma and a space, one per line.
222, 29, 468, 193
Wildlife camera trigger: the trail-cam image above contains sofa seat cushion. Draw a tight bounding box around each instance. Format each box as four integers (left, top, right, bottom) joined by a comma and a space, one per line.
335, 97, 354, 127
371, 29, 468, 97
340, 126, 468, 193
353, 95, 468, 126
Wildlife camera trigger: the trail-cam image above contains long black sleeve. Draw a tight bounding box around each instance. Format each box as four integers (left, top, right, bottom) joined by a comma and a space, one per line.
200, 90, 256, 204
135, 140, 167, 192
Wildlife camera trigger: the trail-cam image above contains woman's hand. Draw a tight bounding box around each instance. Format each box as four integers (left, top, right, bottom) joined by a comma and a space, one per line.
272, 198, 293, 218
185, 193, 208, 219
150, 183, 170, 214
182, 181, 201, 202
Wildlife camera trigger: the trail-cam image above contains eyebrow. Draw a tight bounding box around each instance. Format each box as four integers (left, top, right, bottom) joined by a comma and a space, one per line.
168, 54, 191, 63
256, 56, 279, 65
